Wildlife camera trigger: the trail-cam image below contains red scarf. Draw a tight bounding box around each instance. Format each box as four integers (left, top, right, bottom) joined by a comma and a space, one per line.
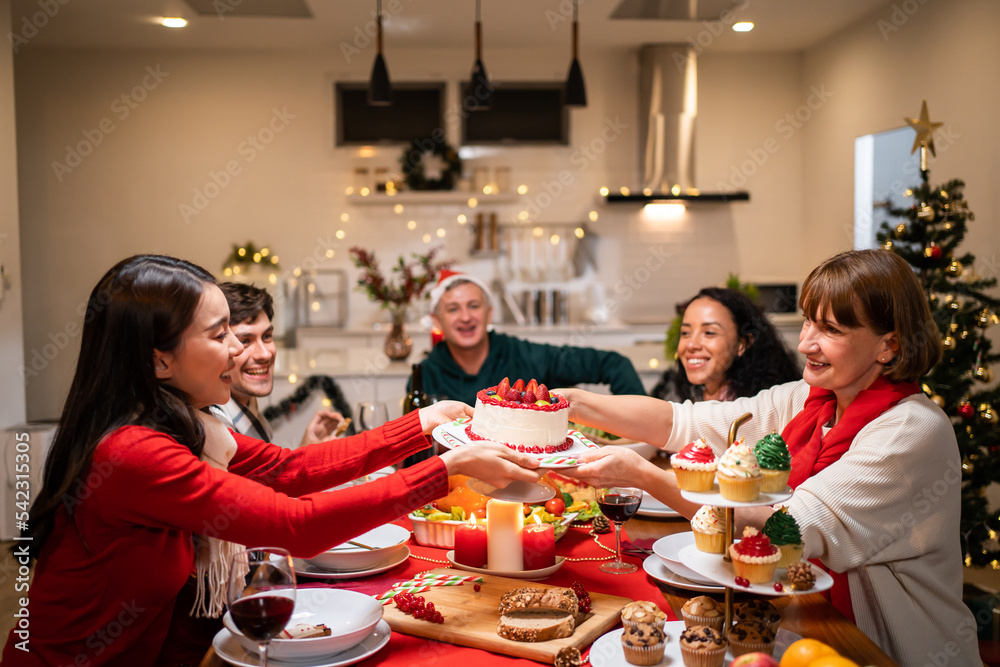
780, 375, 920, 622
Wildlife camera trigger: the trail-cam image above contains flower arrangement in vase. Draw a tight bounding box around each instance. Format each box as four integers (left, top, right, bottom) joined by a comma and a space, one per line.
349, 246, 453, 360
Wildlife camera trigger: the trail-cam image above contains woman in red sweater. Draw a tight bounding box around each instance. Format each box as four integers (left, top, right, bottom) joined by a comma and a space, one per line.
3, 255, 541, 666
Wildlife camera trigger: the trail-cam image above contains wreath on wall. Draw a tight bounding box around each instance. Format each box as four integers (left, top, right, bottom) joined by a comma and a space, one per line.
262, 375, 356, 436
399, 137, 462, 191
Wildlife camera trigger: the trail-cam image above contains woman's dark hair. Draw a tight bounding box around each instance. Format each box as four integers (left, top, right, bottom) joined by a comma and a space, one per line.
25, 255, 216, 557
651, 287, 801, 401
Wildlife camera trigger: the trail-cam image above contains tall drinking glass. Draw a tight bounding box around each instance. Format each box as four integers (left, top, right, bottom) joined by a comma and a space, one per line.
354, 401, 389, 432
227, 547, 296, 667
596, 487, 642, 574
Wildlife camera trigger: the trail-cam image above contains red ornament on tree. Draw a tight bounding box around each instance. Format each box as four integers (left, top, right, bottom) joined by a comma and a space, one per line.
958, 402, 974, 419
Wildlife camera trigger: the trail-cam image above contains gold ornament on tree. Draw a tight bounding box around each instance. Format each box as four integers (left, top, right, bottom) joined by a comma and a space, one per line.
945, 260, 963, 277
978, 403, 997, 424
895, 223, 907, 236
930, 394, 946, 408
942, 335, 956, 351
976, 309, 993, 328
917, 204, 934, 220
974, 365, 993, 383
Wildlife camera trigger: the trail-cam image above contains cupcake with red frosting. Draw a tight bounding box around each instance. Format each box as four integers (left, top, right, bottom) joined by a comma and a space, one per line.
670, 438, 717, 492
729, 526, 781, 584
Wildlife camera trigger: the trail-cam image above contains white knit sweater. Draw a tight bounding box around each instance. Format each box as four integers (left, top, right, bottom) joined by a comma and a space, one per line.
669, 380, 981, 666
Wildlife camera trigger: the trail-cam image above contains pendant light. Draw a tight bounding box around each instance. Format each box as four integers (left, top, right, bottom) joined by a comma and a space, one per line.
564, 0, 587, 107
469, 0, 494, 110
368, 0, 391, 106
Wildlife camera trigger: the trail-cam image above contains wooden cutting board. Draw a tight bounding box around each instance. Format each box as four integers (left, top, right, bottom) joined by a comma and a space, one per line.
381, 567, 631, 664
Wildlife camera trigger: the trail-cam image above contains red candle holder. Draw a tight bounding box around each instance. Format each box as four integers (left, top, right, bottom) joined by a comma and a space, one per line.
454, 517, 488, 568
431, 328, 445, 347
522, 520, 555, 570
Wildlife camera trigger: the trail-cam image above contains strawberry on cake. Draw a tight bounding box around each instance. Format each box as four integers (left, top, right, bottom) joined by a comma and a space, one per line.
469, 378, 572, 454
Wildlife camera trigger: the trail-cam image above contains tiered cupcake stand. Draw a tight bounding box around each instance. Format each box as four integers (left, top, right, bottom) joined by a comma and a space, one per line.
676, 413, 833, 636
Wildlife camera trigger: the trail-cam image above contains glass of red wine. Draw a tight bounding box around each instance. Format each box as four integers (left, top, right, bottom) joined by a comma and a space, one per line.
596, 486, 643, 574
227, 547, 297, 667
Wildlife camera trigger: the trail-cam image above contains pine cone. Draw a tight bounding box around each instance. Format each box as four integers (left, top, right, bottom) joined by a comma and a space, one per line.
592, 514, 612, 534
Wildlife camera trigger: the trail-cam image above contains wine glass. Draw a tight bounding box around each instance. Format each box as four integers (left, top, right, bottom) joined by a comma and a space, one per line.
596, 486, 643, 574
227, 547, 297, 667
354, 401, 389, 432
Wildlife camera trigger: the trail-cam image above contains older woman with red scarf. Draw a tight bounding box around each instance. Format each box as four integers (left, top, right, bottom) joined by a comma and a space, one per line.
559, 249, 979, 666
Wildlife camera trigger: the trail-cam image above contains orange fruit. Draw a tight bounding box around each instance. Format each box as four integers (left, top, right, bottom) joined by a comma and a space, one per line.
807, 658, 860, 667
779, 639, 839, 667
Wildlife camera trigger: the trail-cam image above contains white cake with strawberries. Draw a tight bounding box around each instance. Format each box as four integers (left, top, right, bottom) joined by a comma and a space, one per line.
469, 378, 571, 454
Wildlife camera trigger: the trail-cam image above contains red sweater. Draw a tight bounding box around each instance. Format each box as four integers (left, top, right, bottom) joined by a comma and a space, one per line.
2, 411, 446, 666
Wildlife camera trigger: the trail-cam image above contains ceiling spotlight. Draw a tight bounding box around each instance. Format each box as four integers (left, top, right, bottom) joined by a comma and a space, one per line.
733, 22, 754, 32
160, 17, 187, 28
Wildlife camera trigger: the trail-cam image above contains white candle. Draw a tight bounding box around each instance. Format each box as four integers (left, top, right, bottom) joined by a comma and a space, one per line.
486, 499, 524, 572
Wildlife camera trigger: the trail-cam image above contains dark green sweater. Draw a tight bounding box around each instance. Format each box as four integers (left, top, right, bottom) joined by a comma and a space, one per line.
413, 331, 645, 406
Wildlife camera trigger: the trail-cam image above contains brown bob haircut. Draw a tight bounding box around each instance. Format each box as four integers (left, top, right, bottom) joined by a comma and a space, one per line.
799, 249, 941, 382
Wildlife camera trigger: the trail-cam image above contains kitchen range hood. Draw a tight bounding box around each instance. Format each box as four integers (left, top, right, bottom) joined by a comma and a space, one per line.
606, 44, 749, 205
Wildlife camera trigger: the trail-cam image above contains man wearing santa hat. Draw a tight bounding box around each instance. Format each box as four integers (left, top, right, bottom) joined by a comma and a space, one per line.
415, 270, 644, 410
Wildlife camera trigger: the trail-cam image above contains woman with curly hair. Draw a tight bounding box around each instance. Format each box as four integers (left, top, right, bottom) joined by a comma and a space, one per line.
650, 287, 800, 402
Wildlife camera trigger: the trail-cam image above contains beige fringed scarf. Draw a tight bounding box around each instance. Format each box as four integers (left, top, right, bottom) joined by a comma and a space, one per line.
190, 411, 246, 618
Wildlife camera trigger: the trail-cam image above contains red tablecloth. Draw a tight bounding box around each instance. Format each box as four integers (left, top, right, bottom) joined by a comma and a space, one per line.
302, 520, 678, 666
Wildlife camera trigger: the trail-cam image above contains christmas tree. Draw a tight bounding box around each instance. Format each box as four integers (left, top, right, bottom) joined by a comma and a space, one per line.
876, 101, 1000, 568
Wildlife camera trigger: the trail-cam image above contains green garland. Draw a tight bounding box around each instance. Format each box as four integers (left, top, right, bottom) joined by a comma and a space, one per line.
262, 375, 355, 435
400, 137, 461, 191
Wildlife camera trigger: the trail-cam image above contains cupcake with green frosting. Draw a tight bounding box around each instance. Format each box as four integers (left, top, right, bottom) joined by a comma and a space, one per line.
754, 432, 792, 492
762, 508, 803, 568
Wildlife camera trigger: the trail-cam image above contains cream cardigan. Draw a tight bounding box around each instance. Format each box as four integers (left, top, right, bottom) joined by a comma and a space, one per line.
669, 380, 981, 666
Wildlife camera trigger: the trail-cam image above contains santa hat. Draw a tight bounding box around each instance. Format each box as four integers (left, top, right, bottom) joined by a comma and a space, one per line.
428, 270, 494, 314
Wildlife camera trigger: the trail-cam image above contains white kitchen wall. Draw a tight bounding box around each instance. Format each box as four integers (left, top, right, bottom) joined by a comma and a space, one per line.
0, 0, 26, 429
13, 44, 804, 420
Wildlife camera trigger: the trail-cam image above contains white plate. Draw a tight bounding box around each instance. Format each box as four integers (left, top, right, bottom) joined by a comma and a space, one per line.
223, 588, 383, 662
678, 544, 834, 596
637, 492, 681, 518
652, 532, 697, 565
292, 545, 410, 580
649, 534, 718, 585
304, 523, 411, 571
446, 550, 566, 580
643, 556, 724, 593
433, 418, 599, 468
589, 621, 801, 667
680, 486, 792, 508
213, 620, 391, 667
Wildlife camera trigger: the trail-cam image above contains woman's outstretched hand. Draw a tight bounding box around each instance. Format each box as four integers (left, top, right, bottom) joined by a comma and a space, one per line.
417, 400, 474, 434
559, 447, 654, 489
439, 441, 543, 489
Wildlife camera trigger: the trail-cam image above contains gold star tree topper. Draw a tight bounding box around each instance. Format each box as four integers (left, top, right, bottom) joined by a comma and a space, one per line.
905, 100, 943, 156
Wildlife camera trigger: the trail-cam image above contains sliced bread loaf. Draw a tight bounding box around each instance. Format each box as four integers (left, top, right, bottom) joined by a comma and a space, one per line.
497, 587, 578, 616
496, 610, 575, 642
